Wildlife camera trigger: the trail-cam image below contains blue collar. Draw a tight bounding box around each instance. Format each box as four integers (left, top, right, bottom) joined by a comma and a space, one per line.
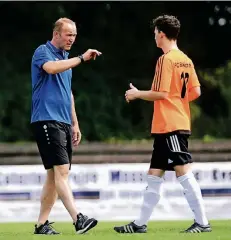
46, 41, 69, 57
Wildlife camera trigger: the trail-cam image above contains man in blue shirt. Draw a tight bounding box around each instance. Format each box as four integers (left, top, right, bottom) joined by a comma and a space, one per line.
31, 17, 101, 235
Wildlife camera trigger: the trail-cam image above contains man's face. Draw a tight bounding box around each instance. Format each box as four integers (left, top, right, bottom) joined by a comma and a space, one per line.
154, 27, 163, 48
55, 23, 77, 51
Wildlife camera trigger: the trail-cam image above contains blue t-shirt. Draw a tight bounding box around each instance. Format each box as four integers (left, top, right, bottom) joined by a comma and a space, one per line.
31, 41, 72, 125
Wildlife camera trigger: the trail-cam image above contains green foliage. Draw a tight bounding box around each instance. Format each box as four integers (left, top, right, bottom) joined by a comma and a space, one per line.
202, 134, 216, 143
193, 61, 231, 139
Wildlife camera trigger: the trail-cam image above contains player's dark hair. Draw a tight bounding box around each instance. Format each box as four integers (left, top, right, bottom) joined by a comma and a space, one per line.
152, 15, 180, 40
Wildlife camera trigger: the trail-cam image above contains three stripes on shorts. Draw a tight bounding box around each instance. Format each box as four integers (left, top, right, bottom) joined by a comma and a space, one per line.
169, 135, 181, 152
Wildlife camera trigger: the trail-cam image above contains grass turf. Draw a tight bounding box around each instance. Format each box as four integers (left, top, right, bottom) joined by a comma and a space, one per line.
0, 220, 230, 240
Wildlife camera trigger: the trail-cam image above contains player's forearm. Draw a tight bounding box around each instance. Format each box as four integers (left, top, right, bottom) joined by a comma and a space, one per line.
137, 90, 168, 101
188, 87, 201, 102
71, 93, 79, 128
43, 57, 81, 74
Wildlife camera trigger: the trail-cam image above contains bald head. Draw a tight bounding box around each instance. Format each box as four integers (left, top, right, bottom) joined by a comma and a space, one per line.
53, 18, 76, 33
51, 18, 77, 51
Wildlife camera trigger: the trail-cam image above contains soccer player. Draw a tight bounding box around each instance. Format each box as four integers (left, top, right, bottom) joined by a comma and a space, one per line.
114, 15, 212, 234
31, 18, 101, 235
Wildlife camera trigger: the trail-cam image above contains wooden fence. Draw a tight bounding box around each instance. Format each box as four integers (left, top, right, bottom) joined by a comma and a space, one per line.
0, 140, 231, 165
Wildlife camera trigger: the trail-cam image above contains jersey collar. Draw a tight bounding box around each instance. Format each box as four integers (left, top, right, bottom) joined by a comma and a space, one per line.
46, 41, 69, 57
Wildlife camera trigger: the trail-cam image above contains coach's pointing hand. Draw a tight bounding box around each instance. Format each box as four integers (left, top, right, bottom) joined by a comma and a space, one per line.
82, 49, 102, 61
125, 83, 139, 103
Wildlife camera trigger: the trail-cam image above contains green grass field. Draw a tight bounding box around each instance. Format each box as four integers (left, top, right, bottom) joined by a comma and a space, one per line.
0, 220, 230, 240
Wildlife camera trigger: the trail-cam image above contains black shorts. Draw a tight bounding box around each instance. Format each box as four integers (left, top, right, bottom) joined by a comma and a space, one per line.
150, 132, 192, 171
31, 121, 72, 170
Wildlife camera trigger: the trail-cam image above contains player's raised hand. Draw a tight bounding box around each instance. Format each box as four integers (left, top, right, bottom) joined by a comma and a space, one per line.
82, 49, 102, 61
125, 83, 139, 103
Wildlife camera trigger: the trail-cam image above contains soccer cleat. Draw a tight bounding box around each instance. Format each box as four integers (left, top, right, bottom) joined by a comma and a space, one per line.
114, 221, 147, 234
34, 220, 60, 235
182, 221, 212, 233
74, 213, 98, 234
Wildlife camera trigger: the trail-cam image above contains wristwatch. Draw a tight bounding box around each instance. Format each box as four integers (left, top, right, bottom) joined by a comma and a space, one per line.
78, 55, 84, 63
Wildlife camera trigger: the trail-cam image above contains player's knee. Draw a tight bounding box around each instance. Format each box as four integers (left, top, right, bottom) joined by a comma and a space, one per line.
54, 164, 70, 180
174, 164, 191, 177
42, 170, 55, 193
44, 179, 56, 189
148, 168, 165, 177
145, 175, 163, 196
46, 169, 55, 182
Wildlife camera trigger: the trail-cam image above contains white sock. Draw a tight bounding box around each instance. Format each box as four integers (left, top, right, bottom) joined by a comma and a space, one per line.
178, 172, 209, 226
134, 175, 163, 226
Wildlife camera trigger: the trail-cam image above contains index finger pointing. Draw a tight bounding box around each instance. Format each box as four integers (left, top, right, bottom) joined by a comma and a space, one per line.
92, 49, 102, 55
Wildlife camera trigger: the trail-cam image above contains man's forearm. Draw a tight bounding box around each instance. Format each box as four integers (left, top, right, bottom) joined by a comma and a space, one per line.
137, 90, 168, 101
188, 87, 201, 102
43, 57, 81, 74
71, 93, 79, 127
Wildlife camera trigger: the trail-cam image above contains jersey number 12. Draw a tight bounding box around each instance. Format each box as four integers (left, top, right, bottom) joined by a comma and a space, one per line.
181, 72, 189, 98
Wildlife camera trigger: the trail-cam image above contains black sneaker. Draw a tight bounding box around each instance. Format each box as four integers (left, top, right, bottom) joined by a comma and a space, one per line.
74, 213, 98, 234
182, 221, 212, 233
114, 221, 147, 234
34, 220, 60, 235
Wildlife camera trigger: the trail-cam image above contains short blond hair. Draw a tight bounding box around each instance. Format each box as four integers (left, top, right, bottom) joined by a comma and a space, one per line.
53, 18, 76, 32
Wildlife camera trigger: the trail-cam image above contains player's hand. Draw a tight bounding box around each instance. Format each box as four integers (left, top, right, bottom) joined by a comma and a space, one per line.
125, 83, 139, 103
72, 125, 82, 146
82, 49, 102, 61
